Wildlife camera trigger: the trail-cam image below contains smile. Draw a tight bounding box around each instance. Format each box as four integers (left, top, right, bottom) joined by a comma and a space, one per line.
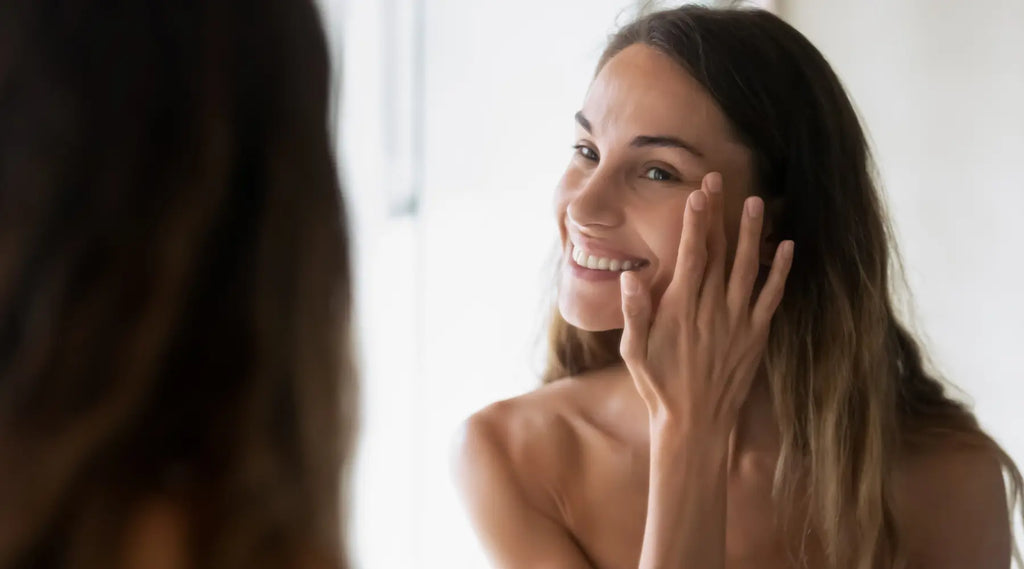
570, 244, 648, 272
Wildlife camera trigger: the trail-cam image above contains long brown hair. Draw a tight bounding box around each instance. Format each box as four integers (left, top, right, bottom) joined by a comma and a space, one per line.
0, 0, 354, 568
544, 6, 1021, 568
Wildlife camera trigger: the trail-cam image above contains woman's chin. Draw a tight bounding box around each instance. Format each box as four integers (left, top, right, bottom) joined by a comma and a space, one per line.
558, 295, 625, 332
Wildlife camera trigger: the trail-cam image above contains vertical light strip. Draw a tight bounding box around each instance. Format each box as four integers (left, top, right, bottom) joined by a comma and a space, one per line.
409, 0, 427, 563
381, 0, 423, 217
410, 0, 425, 216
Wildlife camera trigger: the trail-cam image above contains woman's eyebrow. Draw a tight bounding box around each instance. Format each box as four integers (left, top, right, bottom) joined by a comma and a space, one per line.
574, 111, 592, 133
575, 111, 704, 158
631, 135, 704, 158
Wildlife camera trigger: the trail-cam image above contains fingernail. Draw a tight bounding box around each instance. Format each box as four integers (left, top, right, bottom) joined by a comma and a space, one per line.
690, 190, 707, 211
783, 240, 795, 257
621, 271, 638, 295
746, 197, 763, 218
707, 173, 722, 193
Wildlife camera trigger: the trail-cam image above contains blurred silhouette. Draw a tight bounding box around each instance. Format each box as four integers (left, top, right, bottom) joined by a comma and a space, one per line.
0, 1, 355, 568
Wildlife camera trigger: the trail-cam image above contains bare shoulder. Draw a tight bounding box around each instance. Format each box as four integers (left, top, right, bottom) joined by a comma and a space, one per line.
452, 378, 616, 568
453, 379, 591, 498
453, 367, 635, 486
894, 440, 1012, 568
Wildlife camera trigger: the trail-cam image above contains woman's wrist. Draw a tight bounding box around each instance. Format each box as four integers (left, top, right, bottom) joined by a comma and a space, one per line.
641, 417, 731, 569
649, 412, 733, 451
649, 418, 731, 471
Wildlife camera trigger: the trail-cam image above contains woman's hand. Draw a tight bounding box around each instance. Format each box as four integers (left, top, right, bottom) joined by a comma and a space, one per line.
619, 172, 794, 436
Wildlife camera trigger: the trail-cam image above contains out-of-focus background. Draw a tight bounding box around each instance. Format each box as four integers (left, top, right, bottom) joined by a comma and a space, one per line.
320, 0, 1024, 566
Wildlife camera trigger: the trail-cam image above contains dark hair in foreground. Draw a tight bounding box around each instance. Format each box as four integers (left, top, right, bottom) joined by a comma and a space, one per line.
0, 0, 354, 568
544, 5, 1022, 569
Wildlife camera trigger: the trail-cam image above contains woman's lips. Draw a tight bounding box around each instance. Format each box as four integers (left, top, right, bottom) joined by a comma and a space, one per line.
571, 245, 647, 271
566, 242, 649, 282
569, 236, 649, 268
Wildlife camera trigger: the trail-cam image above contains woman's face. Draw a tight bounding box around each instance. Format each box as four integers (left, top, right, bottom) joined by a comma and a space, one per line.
556, 43, 758, 332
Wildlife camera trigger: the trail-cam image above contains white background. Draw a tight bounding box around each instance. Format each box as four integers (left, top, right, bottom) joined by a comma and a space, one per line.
325, 0, 1024, 567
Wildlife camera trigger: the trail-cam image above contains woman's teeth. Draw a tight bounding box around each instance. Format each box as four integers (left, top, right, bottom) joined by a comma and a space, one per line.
571, 246, 642, 272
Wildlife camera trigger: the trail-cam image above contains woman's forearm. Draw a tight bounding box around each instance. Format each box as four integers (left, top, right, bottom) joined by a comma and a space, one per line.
616, 178, 793, 569
638, 425, 731, 569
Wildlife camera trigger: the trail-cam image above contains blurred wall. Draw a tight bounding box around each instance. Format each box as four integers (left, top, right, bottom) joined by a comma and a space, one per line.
337, 1, 649, 566
784, 0, 1024, 498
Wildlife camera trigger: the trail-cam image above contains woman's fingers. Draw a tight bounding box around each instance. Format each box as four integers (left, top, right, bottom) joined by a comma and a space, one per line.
697, 173, 727, 328
668, 188, 710, 318
750, 240, 795, 333
726, 196, 765, 316
619, 271, 652, 373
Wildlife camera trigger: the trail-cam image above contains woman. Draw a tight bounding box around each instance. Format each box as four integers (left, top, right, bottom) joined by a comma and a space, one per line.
457, 6, 1022, 569
0, 0, 354, 568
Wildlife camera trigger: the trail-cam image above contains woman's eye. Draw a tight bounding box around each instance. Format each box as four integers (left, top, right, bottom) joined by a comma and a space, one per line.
644, 167, 675, 182
573, 145, 598, 161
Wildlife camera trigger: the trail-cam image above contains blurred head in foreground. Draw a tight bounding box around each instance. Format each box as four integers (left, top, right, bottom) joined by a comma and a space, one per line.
0, 1, 355, 568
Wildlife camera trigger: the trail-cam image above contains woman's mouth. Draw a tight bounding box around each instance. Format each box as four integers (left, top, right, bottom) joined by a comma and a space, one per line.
569, 243, 649, 272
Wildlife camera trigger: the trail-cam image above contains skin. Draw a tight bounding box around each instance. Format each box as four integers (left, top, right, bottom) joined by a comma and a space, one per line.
455, 44, 1011, 569
119, 500, 335, 569
120, 500, 191, 569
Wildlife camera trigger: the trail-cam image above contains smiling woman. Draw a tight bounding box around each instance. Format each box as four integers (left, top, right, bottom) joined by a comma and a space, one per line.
455, 5, 1022, 569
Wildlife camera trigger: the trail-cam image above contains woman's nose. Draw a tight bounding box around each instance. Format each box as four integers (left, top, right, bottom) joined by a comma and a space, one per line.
565, 167, 625, 229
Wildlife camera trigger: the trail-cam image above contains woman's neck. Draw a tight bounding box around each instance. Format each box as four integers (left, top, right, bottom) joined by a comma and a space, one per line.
731, 371, 781, 459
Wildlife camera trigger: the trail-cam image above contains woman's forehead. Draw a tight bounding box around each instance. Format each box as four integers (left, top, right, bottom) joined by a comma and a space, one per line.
581, 44, 732, 144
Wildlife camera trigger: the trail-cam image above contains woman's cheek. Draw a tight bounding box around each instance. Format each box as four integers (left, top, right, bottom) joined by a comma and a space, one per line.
645, 212, 687, 298
553, 167, 582, 215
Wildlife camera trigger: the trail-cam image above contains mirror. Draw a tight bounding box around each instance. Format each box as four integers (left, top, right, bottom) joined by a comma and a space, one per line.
331, 0, 1024, 566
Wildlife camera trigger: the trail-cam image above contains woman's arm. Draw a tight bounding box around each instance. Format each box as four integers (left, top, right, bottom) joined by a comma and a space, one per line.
620, 173, 792, 569
637, 428, 730, 569
456, 173, 792, 569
